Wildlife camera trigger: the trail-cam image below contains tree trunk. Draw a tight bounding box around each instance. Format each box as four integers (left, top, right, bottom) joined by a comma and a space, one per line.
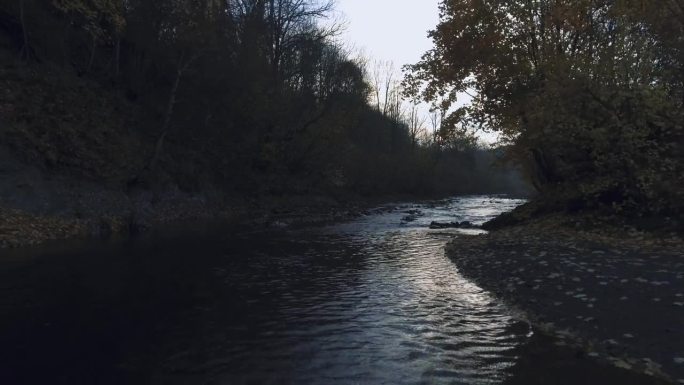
62, 18, 71, 67
113, 36, 120, 78
87, 35, 97, 73
127, 61, 183, 189
19, 0, 30, 61
149, 65, 183, 170
529, 148, 552, 191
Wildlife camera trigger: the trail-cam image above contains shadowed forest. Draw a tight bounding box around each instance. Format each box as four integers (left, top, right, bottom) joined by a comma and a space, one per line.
0, 0, 526, 206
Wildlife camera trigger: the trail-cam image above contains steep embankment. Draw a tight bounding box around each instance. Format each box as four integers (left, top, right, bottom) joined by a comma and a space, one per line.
0, 48, 242, 247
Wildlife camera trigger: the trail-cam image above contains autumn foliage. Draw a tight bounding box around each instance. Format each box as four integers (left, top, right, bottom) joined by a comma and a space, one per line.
406, 0, 683, 218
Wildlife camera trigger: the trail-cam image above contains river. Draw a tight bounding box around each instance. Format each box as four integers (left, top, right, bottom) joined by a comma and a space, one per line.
0, 196, 531, 384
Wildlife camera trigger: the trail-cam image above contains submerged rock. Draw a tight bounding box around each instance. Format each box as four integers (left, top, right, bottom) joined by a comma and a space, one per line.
429, 221, 479, 229
401, 209, 424, 224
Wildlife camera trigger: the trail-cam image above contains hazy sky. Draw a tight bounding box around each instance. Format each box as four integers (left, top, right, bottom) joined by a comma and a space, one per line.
329, 1, 497, 144
331, 0, 440, 68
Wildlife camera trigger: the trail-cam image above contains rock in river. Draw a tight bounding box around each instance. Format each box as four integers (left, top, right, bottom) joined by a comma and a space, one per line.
429, 221, 479, 229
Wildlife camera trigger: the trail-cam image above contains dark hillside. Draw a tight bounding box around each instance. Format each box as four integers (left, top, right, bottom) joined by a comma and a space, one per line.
0, 1, 529, 247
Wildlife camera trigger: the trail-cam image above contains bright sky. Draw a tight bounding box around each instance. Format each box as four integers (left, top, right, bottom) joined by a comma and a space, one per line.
331, 0, 440, 69
329, 1, 498, 145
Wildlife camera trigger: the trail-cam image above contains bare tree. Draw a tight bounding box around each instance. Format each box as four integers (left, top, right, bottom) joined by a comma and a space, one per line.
265, 0, 336, 83
370, 59, 382, 111
386, 81, 403, 122
369, 59, 399, 115
148, 51, 200, 171
133, 0, 208, 179
407, 103, 426, 148
429, 108, 445, 146
382, 61, 394, 116
18, 0, 30, 61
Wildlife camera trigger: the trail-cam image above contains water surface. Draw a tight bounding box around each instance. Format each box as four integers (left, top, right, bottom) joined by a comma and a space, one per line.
0, 196, 528, 384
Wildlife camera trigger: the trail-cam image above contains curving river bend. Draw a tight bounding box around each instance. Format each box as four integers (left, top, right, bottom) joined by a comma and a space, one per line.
0, 196, 530, 384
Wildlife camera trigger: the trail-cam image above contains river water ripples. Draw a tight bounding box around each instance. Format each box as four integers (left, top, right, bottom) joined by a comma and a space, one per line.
0, 195, 527, 385
174, 196, 527, 384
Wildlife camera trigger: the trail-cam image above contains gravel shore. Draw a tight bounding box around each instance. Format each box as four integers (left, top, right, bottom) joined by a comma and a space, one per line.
0, 193, 368, 249
447, 222, 684, 383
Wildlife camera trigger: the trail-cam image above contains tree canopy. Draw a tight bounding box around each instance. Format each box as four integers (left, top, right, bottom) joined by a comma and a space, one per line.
406, 0, 683, 216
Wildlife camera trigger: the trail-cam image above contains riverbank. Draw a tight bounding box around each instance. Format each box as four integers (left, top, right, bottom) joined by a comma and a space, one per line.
0, 192, 373, 249
504, 329, 673, 385
447, 216, 684, 383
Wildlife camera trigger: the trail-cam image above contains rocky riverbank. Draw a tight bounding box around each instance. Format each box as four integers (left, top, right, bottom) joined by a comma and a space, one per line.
0, 192, 238, 249
447, 217, 684, 383
0, 192, 370, 249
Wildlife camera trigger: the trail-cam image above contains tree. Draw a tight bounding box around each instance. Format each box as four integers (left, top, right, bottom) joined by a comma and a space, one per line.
268, 0, 335, 80
370, 60, 399, 117
428, 108, 444, 146
52, 0, 125, 71
18, 0, 30, 61
406, 0, 683, 216
406, 103, 426, 148
138, 0, 212, 173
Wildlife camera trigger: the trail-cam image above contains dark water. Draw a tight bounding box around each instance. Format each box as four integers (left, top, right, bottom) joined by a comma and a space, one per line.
0, 196, 529, 385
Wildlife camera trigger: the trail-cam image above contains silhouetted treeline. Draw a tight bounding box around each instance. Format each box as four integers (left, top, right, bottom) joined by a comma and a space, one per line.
0, 0, 526, 198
